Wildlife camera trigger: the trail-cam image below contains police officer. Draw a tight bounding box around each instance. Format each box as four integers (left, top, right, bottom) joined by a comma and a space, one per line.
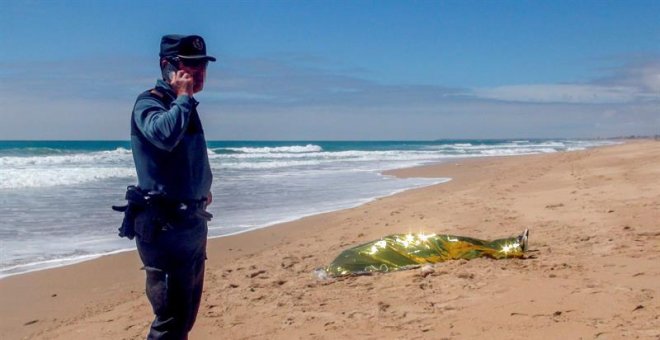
130, 34, 215, 339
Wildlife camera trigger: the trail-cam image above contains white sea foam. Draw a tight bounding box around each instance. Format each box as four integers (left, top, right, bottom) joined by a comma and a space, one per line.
0, 167, 136, 189
219, 144, 323, 154
212, 152, 458, 170
479, 147, 558, 155
0, 141, 619, 188
211, 146, 567, 167
0, 147, 133, 167
214, 160, 324, 170
0, 248, 135, 279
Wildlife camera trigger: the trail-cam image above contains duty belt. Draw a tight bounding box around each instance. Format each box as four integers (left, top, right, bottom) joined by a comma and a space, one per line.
112, 186, 213, 240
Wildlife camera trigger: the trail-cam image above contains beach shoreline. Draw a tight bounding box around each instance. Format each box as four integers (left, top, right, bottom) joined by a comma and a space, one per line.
0, 139, 617, 280
1, 140, 658, 339
0, 177, 450, 281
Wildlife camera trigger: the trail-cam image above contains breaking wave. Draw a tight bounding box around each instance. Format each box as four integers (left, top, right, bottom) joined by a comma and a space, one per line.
213, 144, 323, 154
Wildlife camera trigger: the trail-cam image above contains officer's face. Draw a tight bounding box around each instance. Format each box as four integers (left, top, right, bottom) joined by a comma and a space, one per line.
179, 60, 208, 93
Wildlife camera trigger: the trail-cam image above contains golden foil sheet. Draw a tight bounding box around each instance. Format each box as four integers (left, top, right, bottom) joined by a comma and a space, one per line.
325, 233, 525, 277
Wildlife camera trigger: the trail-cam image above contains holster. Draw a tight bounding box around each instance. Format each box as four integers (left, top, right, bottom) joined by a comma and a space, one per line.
112, 185, 149, 241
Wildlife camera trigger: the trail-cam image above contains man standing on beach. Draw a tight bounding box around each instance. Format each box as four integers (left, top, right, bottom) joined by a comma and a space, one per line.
128, 34, 215, 339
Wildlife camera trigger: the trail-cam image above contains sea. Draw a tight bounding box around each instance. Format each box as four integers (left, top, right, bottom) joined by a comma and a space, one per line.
0, 139, 617, 278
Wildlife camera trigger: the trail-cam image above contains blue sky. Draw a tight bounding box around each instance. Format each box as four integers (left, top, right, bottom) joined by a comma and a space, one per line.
1, 0, 659, 139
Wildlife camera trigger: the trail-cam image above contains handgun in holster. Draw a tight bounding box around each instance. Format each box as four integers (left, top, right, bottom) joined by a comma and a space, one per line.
112, 185, 147, 240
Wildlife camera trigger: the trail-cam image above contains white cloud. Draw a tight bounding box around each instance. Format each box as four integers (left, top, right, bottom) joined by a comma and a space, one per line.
473, 84, 645, 104
598, 59, 660, 92
1, 54, 659, 139
472, 58, 660, 105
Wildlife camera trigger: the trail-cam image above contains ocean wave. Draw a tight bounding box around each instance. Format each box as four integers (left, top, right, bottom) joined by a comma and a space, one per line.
211, 151, 488, 170
214, 144, 323, 154
0, 147, 77, 157
479, 147, 558, 156
0, 167, 136, 189
0, 147, 133, 167
209, 148, 244, 155
209, 146, 561, 162
455, 142, 564, 150
213, 159, 324, 170
424, 143, 537, 151
429, 140, 610, 151
209, 149, 443, 161
0, 140, 619, 187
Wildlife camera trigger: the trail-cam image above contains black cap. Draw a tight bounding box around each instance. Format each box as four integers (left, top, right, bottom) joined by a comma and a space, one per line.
159, 34, 216, 61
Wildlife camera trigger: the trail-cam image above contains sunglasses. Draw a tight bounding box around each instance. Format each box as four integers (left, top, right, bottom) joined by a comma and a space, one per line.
171, 57, 209, 69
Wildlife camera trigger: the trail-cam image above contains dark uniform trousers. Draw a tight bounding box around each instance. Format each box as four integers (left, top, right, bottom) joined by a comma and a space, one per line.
136, 214, 208, 340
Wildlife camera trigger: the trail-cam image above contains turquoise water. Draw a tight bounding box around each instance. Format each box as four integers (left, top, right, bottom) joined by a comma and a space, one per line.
0, 139, 606, 156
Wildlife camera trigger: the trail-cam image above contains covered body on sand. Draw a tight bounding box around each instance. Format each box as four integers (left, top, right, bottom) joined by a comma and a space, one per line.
323, 230, 528, 276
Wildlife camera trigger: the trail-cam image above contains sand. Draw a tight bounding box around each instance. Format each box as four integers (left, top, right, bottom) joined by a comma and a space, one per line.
1, 140, 658, 339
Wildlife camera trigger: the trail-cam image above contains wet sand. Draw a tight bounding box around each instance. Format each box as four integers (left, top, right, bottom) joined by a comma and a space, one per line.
1, 140, 658, 339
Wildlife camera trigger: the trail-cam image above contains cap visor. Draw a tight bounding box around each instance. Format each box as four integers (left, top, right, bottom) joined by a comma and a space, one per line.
178, 55, 217, 62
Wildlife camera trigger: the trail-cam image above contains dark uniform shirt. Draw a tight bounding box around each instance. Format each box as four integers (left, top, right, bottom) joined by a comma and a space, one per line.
131, 79, 212, 201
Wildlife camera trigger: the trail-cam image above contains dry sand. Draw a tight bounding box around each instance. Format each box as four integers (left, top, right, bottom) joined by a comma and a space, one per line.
1, 140, 658, 339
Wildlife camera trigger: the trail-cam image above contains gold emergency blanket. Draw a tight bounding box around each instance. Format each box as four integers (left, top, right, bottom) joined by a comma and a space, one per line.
325, 233, 525, 276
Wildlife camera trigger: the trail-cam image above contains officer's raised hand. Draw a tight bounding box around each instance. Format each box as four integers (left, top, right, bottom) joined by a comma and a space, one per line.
170, 70, 194, 97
